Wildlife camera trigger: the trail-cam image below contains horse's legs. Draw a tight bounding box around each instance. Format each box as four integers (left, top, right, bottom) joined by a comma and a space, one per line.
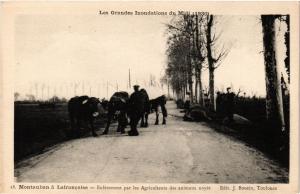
74, 118, 81, 137
89, 118, 98, 137
140, 113, 145, 127
145, 113, 148, 127
102, 112, 112, 135
69, 114, 78, 137
162, 116, 166, 125
119, 111, 126, 134
155, 108, 159, 125
76, 118, 81, 130
69, 114, 75, 130
116, 114, 121, 132
161, 105, 167, 125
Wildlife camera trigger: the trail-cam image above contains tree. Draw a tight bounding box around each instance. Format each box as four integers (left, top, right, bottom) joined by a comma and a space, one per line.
165, 13, 207, 102
261, 15, 285, 131
165, 21, 190, 99
14, 92, 20, 101
282, 15, 290, 83
26, 94, 36, 102
193, 13, 207, 105
160, 75, 170, 98
206, 15, 229, 111
49, 95, 60, 103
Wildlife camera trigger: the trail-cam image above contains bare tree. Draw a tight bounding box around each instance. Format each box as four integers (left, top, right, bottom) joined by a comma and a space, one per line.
165, 13, 208, 103
14, 92, 20, 101
165, 20, 190, 100
193, 13, 207, 105
206, 15, 229, 111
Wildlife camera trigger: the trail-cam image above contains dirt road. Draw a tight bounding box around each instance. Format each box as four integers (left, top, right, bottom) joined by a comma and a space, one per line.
15, 101, 288, 183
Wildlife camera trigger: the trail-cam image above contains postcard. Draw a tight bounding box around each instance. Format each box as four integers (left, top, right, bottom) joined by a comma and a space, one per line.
0, 1, 299, 194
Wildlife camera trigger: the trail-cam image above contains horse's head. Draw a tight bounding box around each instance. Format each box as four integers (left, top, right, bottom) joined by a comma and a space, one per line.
100, 99, 109, 110
87, 97, 102, 117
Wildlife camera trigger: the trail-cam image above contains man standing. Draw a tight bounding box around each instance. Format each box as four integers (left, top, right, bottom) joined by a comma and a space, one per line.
127, 85, 144, 136
225, 87, 235, 122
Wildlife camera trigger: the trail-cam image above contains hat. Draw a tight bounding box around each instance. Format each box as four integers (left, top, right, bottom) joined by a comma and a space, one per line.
226, 87, 231, 90
133, 85, 140, 88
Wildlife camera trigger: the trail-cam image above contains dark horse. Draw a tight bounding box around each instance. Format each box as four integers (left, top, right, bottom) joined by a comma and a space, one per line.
139, 89, 150, 128
102, 91, 129, 135
68, 96, 101, 137
149, 95, 168, 125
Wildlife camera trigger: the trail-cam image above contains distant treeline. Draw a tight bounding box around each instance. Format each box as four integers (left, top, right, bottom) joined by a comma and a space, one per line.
14, 95, 68, 104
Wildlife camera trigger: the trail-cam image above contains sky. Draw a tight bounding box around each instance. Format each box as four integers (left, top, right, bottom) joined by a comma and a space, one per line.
15, 14, 288, 100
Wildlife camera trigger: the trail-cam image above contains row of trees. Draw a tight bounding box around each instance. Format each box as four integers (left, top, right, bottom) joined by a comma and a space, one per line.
165, 13, 228, 111
14, 92, 67, 103
164, 13, 290, 132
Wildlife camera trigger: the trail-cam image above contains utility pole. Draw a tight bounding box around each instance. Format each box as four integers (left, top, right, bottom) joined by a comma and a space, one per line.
47, 86, 50, 100
97, 83, 100, 97
106, 81, 109, 99
167, 80, 170, 98
65, 85, 68, 99
82, 81, 85, 95
35, 83, 38, 100
41, 84, 45, 101
129, 69, 131, 89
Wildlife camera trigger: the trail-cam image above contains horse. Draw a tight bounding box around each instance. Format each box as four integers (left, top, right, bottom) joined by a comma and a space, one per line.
68, 96, 102, 137
102, 91, 129, 135
149, 95, 168, 125
139, 89, 150, 128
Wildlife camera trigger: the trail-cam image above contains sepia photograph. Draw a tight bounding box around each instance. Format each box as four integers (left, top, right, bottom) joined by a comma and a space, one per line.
0, 1, 299, 193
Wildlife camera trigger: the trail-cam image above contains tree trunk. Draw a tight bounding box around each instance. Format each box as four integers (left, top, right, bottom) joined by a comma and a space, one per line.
206, 15, 215, 111
195, 70, 198, 103
284, 15, 290, 83
198, 69, 204, 106
195, 14, 205, 106
187, 55, 193, 103
261, 15, 285, 131
167, 81, 170, 98
209, 68, 215, 110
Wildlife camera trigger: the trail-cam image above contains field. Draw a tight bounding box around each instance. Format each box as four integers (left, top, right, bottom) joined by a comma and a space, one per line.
14, 103, 107, 162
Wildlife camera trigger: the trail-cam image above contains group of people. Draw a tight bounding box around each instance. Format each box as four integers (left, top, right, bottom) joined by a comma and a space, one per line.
216, 87, 235, 122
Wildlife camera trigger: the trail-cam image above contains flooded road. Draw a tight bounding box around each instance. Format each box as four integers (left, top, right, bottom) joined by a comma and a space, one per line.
15, 101, 288, 183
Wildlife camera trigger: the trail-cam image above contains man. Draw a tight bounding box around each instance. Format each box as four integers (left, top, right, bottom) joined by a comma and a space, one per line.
184, 92, 191, 112
225, 87, 235, 122
216, 91, 222, 118
127, 85, 145, 136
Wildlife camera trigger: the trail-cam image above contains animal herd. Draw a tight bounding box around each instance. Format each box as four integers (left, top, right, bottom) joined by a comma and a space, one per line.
67, 88, 167, 137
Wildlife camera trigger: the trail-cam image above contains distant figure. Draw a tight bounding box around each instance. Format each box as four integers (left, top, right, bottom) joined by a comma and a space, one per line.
184, 100, 191, 111
127, 85, 147, 136
216, 91, 226, 118
225, 87, 235, 122
68, 96, 101, 137
184, 92, 191, 112
216, 92, 222, 116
